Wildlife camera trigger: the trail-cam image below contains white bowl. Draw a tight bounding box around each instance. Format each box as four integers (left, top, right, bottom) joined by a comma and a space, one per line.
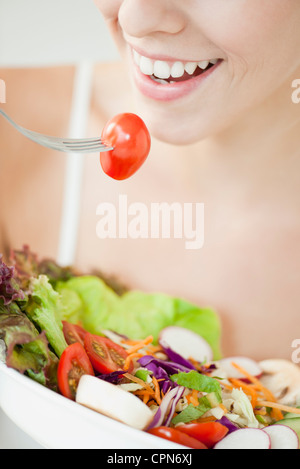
0, 363, 184, 449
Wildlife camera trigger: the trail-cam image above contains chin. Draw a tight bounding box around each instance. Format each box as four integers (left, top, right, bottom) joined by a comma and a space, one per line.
134, 101, 222, 146
149, 123, 206, 146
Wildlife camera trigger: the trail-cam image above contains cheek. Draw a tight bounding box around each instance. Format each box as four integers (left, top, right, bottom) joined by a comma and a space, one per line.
93, 0, 122, 20
198, 0, 300, 71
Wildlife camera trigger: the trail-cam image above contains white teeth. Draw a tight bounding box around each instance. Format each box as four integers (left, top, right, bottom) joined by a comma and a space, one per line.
133, 49, 218, 81
153, 60, 171, 80
198, 60, 209, 70
139, 56, 154, 76
171, 61, 185, 78
133, 49, 141, 66
185, 62, 198, 75
151, 77, 169, 85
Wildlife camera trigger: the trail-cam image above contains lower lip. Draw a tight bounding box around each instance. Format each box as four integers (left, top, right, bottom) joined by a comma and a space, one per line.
132, 61, 221, 102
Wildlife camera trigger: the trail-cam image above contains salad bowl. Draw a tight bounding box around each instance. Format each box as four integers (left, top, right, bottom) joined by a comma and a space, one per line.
0, 362, 183, 450
1, 249, 300, 450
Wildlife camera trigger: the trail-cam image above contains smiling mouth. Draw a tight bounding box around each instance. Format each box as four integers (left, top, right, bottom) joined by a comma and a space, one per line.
132, 49, 220, 85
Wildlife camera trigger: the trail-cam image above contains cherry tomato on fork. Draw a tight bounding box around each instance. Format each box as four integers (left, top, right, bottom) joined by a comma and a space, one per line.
100, 113, 151, 180
83, 333, 132, 374
57, 342, 94, 400
147, 427, 208, 449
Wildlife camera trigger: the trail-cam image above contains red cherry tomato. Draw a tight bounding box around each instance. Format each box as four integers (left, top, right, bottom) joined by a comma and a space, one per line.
62, 321, 87, 347
148, 427, 208, 449
57, 342, 94, 400
100, 113, 151, 180
84, 333, 131, 374
176, 422, 229, 449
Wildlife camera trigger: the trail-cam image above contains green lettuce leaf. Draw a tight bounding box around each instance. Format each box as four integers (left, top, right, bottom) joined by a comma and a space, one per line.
25, 275, 68, 357
170, 370, 222, 396
0, 302, 58, 390
56, 276, 222, 359
172, 401, 212, 425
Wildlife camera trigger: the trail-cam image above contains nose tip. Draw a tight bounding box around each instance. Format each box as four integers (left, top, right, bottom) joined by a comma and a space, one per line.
119, 0, 186, 38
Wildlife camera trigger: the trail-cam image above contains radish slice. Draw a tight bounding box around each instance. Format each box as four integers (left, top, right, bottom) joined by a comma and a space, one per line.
158, 326, 213, 364
262, 425, 299, 449
213, 428, 271, 449
215, 357, 262, 380
76, 375, 154, 431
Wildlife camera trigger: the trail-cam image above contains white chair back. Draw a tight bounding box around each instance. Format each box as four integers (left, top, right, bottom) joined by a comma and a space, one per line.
0, 0, 119, 67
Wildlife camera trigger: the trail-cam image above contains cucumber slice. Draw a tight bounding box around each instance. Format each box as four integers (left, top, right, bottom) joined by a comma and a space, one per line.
275, 418, 300, 442
206, 391, 222, 407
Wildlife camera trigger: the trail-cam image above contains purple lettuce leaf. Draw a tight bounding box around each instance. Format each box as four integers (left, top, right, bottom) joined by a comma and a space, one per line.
0, 255, 25, 305
10, 245, 74, 290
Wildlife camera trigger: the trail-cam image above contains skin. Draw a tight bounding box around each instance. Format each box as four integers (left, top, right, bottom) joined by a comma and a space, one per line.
1, 1, 300, 360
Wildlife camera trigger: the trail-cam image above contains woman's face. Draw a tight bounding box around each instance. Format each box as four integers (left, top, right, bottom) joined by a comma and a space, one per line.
94, 0, 300, 145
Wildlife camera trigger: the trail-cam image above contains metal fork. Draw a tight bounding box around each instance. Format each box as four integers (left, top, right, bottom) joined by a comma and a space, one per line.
0, 109, 113, 153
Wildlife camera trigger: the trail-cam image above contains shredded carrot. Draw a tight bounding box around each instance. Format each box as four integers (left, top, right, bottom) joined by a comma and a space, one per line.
186, 390, 199, 407
124, 352, 144, 371
231, 362, 284, 420
231, 362, 278, 402
219, 404, 228, 414
152, 376, 162, 405
147, 400, 157, 407
217, 380, 234, 391
188, 358, 204, 372
121, 339, 140, 346
146, 345, 163, 354
192, 389, 199, 406
143, 393, 150, 405
123, 373, 154, 394
134, 390, 153, 403
125, 336, 154, 354
257, 401, 300, 416
229, 378, 258, 409
193, 416, 217, 424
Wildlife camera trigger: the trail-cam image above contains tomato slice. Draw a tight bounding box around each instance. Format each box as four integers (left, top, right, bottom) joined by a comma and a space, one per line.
176, 422, 229, 449
62, 321, 87, 347
100, 113, 151, 180
148, 427, 208, 449
57, 342, 94, 400
84, 333, 130, 375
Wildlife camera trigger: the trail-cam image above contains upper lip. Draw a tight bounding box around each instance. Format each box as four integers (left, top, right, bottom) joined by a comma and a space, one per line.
128, 44, 219, 64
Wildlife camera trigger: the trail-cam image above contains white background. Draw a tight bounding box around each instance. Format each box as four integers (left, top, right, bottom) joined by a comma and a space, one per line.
0, 0, 120, 67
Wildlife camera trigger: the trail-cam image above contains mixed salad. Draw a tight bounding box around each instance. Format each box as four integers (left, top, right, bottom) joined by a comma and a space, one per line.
1, 247, 300, 449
